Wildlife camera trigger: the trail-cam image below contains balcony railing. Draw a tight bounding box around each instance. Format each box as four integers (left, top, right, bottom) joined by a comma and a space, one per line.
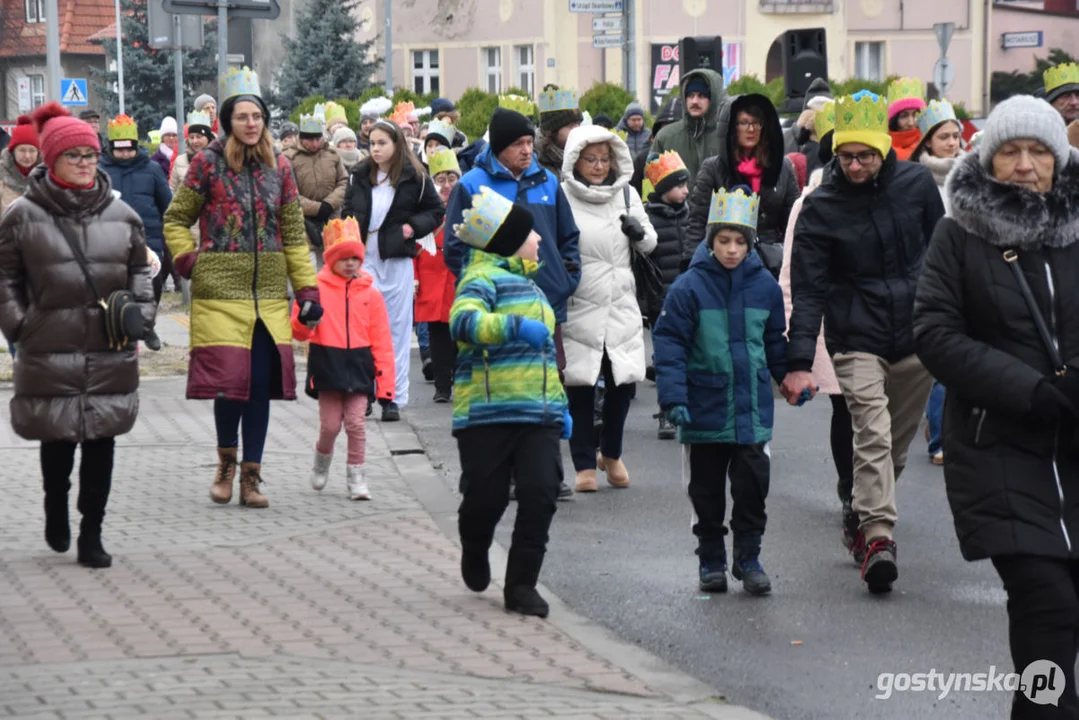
759, 0, 835, 13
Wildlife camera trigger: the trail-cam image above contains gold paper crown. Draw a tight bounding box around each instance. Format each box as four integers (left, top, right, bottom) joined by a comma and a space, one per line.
1045, 62, 1079, 94
887, 77, 924, 104
322, 217, 363, 251
645, 151, 687, 189
814, 99, 836, 139
428, 147, 461, 178
107, 114, 139, 142
453, 186, 514, 251
220, 66, 260, 101
835, 92, 889, 135
537, 87, 578, 114
299, 113, 325, 134
324, 101, 348, 125
498, 94, 537, 117
707, 187, 759, 231
186, 110, 211, 128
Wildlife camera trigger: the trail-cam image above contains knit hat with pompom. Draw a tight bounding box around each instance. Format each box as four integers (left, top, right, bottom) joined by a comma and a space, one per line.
8, 115, 39, 151
32, 102, 100, 169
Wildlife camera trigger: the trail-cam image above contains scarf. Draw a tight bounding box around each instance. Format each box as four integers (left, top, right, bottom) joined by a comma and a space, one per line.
158, 143, 175, 161
737, 157, 763, 193
49, 171, 94, 190
918, 152, 959, 188
16, 163, 32, 178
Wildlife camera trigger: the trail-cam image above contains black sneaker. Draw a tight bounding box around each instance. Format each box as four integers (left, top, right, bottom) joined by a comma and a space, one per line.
461, 547, 490, 592
698, 559, 728, 593
732, 557, 772, 596
422, 358, 434, 382
862, 537, 898, 594
556, 482, 573, 501
433, 389, 451, 404
143, 329, 162, 351
381, 401, 401, 422
504, 586, 549, 618
656, 413, 676, 440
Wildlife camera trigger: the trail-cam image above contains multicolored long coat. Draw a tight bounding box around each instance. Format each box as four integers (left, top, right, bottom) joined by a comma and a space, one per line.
163, 138, 318, 401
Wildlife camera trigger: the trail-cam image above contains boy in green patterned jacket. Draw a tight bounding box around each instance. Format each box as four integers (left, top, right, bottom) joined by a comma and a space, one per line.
450, 186, 572, 619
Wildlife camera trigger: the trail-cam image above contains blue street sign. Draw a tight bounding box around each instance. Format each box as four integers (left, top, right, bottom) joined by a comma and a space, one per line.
60, 78, 88, 106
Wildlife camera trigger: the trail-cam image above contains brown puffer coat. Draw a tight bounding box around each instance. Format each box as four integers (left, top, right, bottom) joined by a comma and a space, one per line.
283, 144, 348, 217
0, 166, 155, 442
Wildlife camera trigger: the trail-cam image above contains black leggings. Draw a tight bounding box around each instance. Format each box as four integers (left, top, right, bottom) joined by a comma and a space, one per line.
830, 393, 854, 504
428, 321, 457, 395
41, 437, 115, 530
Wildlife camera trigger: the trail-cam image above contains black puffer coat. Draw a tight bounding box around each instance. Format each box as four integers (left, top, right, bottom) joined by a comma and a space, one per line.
343, 160, 445, 261
914, 149, 1079, 561
788, 151, 945, 370
686, 94, 799, 272
644, 199, 689, 293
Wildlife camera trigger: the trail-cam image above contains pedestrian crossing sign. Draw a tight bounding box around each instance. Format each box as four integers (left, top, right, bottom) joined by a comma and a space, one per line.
60, 78, 88, 106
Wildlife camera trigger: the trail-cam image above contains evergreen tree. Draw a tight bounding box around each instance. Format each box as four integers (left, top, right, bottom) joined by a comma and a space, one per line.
91, 0, 219, 134
274, 0, 382, 113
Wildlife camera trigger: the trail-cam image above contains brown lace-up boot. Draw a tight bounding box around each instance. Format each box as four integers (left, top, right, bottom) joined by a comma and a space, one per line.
239, 462, 269, 508
210, 448, 238, 504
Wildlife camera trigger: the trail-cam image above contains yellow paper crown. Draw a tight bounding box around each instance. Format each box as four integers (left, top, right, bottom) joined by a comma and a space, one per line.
611, 128, 628, 142
453, 186, 514, 251
220, 66, 260, 101
835, 92, 889, 135
322, 217, 363, 250
537, 87, 578, 114
498, 94, 537, 117
427, 147, 461, 178
1045, 62, 1079, 94
707, 187, 759, 231
645, 151, 687, 189
324, 101, 348, 125
814, 99, 836, 139
107, 114, 139, 142
887, 77, 924, 104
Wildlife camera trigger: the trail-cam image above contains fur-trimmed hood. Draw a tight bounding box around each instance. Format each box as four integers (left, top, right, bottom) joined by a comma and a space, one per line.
946, 148, 1079, 250
0, 148, 30, 195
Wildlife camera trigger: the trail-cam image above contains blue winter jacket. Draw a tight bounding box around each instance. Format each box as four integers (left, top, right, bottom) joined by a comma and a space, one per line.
444, 145, 581, 323
100, 149, 172, 253
653, 239, 788, 445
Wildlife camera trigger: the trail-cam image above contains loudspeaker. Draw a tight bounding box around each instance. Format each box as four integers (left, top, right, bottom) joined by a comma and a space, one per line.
679, 36, 723, 78
781, 28, 828, 111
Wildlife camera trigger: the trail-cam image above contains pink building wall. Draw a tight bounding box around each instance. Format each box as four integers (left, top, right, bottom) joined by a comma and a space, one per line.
991, 7, 1079, 74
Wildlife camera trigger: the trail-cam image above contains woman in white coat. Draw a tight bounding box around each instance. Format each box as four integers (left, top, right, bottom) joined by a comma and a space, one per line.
560, 125, 657, 493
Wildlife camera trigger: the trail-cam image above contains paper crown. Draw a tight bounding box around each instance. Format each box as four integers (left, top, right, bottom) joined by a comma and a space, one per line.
918, 100, 957, 136
322, 217, 363, 252
220, 66, 260, 101
186, 110, 212, 129
107, 114, 139, 142
453, 186, 514, 251
708, 187, 760, 231
426, 118, 456, 145
814, 99, 836, 139
428, 147, 461, 177
324, 101, 348, 125
888, 77, 924, 104
969, 130, 983, 149
611, 128, 628, 142
388, 101, 415, 127
299, 113, 325, 134
645, 151, 687, 189
835, 92, 889, 135
1044, 62, 1079, 93
538, 87, 579, 114
498, 94, 537, 117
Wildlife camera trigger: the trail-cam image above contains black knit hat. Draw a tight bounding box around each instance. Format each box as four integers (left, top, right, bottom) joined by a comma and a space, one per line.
489, 107, 535, 157
485, 203, 535, 257
653, 168, 689, 198
219, 94, 270, 136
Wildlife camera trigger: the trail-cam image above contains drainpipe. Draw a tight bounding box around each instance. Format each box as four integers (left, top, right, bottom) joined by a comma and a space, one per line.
982, 0, 991, 113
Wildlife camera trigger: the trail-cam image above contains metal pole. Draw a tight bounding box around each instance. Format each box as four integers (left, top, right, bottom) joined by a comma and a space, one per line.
114, 0, 125, 113
218, 0, 229, 93
384, 0, 392, 94
174, 16, 185, 155
626, 0, 636, 94
45, 0, 61, 101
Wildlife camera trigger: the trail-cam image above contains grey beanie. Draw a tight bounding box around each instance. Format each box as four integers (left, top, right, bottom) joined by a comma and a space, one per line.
331, 126, 358, 146
980, 95, 1070, 172
194, 94, 216, 111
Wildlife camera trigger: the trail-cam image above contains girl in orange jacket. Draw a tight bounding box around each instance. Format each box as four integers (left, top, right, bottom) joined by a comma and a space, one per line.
292, 218, 396, 500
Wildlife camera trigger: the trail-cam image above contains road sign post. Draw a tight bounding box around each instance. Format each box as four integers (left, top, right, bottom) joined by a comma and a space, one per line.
932, 22, 956, 98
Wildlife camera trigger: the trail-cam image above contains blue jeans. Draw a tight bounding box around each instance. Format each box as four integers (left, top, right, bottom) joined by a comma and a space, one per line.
926, 381, 945, 455
416, 322, 430, 359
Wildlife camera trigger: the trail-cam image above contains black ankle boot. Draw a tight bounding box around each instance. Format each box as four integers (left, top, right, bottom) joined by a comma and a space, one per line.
44, 494, 71, 553
504, 586, 549, 618
77, 530, 111, 569
460, 546, 491, 592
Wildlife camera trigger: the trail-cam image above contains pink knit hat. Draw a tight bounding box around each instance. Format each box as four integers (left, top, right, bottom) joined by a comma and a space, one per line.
887, 96, 927, 121
32, 102, 101, 169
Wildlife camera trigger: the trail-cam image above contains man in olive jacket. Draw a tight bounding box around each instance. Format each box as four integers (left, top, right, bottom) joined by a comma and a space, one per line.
651, 68, 726, 187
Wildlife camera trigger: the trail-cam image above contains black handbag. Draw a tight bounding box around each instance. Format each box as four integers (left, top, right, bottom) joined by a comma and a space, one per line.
623, 186, 665, 324
61, 231, 146, 350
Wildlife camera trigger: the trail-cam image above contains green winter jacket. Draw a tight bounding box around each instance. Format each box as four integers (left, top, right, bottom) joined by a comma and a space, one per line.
651, 68, 727, 186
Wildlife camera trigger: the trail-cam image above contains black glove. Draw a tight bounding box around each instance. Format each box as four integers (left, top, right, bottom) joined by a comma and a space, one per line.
620, 214, 646, 242
1049, 372, 1079, 408
1032, 379, 1078, 422
564, 259, 580, 275
316, 201, 334, 223
298, 300, 324, 328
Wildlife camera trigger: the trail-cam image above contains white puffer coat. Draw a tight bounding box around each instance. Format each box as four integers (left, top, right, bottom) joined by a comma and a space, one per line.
560, 125, 657, 387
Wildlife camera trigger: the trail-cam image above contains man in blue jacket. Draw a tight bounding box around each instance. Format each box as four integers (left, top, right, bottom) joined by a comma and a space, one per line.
445, 106, 581, 499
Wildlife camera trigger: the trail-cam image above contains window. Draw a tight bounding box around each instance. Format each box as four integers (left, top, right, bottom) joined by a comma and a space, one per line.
854, 41, 884, 82
412, 49, 440, 95
25, 0, 45, 23
515, 45, 535, 95
482, 47, 502, 94
29, 74, 45, 108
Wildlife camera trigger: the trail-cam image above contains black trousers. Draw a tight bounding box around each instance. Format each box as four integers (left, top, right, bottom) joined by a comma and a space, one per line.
687, 442, 770, 562
151, 245, 175, 305
565, 352, 634, 471
457, 424, 562, 589
991, 555, 1079, 719
830, 393, 855, 504
41, 437, 115, 534
428, 321, 457, 395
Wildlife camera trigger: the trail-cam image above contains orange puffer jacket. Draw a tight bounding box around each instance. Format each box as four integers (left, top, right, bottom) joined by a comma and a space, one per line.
291, 265, 395, 400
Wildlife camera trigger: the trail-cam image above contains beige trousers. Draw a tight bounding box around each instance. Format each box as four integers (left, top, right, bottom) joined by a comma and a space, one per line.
832, 352, 933, 541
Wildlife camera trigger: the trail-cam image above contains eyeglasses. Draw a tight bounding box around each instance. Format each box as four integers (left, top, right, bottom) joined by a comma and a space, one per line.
580, 155, 611, 167
736, 120, 762, 130
233, 113, 264, 125
836, 151, 879, 167
433, 175, 458, 188
61, 151, 100, 165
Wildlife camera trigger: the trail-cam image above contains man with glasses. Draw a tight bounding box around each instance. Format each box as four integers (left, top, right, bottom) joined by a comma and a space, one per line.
1042, 62, 1079, 148
782, 91, 944, 594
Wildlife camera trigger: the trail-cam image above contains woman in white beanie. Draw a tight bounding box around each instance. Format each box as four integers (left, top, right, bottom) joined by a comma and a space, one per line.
330, 125, 364, 173
914, 95, 1079, 720
151, 116, 179, 178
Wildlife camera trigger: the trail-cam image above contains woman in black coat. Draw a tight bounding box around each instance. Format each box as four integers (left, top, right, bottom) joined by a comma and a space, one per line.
686, 94, 798, 277
914, 96, 1079, 720
343, 120, 444, 419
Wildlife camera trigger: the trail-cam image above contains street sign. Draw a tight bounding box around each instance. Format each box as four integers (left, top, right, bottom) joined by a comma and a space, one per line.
592, 16, 624, 32
570, 0, 623, 12
934, 21, 955, 56
593, 33, 624, 49
162, 0, 280, 20
933, 57, 955, 96
16, 77, 31, 113
60, 78, 88, 106
1001, 31, 1043, 49
149, 1, 206, 50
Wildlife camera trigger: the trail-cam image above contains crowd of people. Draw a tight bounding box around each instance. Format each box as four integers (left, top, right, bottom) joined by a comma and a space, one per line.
2, 59, 1079, 718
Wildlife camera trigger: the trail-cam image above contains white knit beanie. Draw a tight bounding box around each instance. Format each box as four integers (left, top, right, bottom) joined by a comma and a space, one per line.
331, 126, 358, 146
980, 95, 1070, 172
159, 116, 178, 135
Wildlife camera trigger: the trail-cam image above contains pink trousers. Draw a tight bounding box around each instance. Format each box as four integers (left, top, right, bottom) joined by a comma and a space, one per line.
316, 392, 368, 465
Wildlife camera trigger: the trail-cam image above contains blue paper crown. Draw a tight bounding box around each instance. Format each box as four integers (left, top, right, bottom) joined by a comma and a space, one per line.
426, 118, 456, 143
299, 113, 324, 134
312, 103, 327, 121
538, 87, 579, 114
220, 66, 260, 101
453, 186, 514, 251
186, 110, 211, 128
707, 187, 760, 231
918, 100, 958, 137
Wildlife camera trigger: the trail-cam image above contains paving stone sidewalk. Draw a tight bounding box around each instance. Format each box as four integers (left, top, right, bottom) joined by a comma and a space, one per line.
0, 377, 768, 719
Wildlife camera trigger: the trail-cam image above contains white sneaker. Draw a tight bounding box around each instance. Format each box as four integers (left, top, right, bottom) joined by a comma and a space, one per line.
347, 464, 369, 501
311, 450, 332, 491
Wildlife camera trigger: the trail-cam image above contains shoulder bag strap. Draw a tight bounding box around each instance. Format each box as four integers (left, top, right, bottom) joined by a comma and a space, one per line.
60, 229, 107, 309
1002, 249, 1067, 376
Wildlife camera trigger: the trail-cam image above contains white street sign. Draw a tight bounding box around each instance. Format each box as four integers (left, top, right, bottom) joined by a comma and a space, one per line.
934, 21, 955, 56
593, 33, 625, 49
592, 16, 624, 31
1001, 31, 1043, 49
17, 78, 31, 113
933, 57, 955, 96
570, 0, 623, 12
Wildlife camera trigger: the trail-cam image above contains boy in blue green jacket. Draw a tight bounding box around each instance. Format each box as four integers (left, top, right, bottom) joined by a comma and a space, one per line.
653, 186, 788, 596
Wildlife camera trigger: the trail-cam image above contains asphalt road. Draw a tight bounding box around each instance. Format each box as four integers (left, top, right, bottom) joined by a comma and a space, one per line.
402, 348, 1016, 719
